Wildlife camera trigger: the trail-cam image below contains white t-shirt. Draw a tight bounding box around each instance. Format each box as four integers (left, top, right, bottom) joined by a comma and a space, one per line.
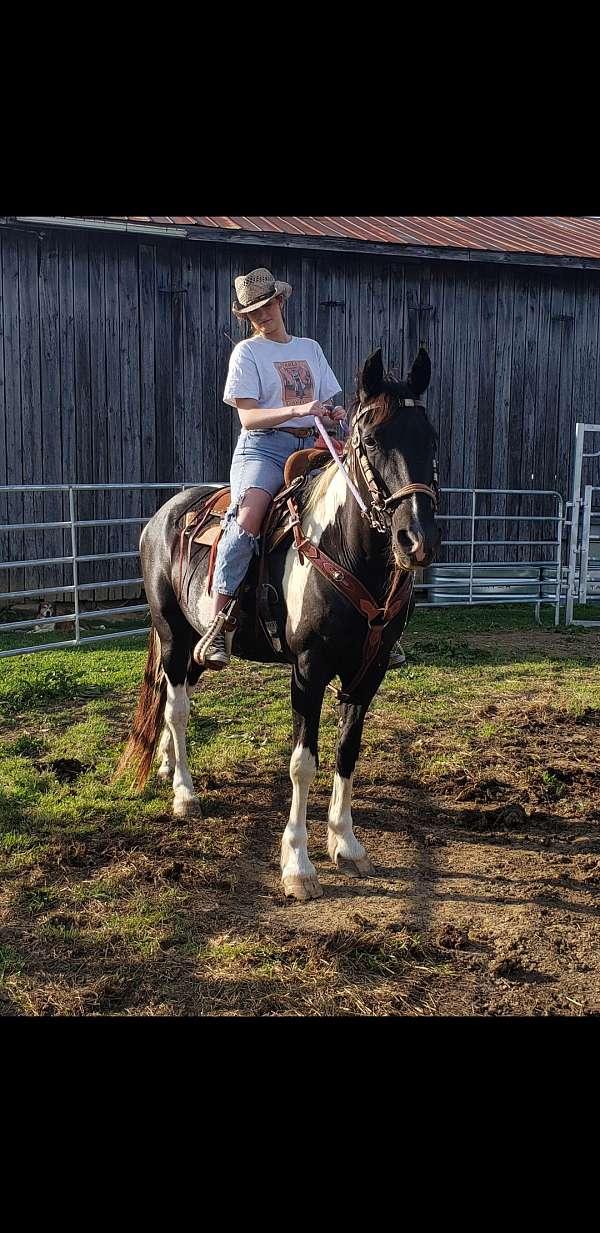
223, 335, 342, 428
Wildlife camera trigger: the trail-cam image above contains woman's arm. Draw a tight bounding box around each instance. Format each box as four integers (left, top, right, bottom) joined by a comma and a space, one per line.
234, 398, 332, 430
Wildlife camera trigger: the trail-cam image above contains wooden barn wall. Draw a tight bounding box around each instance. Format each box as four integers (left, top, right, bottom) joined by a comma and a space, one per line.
2, 226, 600, 598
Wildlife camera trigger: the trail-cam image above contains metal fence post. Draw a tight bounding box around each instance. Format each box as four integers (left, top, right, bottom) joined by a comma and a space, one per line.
579, 486, 593, 605
566, 423, 585, 626
68, 487, 81, 645
468, 491, 476, 605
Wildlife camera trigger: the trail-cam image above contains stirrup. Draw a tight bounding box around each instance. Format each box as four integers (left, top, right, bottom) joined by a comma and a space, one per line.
193, 603, 237, 666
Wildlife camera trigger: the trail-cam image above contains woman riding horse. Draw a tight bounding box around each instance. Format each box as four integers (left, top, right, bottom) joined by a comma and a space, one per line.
195, 267, 404, 669
116, 330, 441, 901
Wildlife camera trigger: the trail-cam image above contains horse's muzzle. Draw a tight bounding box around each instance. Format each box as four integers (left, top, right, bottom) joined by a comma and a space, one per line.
393, 527, 441, 572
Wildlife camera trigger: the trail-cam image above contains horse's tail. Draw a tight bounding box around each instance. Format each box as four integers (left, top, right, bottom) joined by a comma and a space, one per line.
113, 627, 167, 790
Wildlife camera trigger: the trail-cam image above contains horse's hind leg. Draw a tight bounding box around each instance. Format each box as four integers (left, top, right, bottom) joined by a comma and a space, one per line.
327, 699, 376, 878
161, 632, 204, 819
281, 660, 327, 902
157, 663, 203, 783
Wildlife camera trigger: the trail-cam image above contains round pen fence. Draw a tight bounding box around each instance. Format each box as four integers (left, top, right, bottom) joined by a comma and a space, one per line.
0, 480, 566, 659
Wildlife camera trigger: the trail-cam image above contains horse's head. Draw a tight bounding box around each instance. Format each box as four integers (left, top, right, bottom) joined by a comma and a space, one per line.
350, 347, 442, 570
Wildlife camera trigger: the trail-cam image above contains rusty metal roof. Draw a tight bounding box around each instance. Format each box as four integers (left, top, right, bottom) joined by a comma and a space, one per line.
73, 215, 600, 260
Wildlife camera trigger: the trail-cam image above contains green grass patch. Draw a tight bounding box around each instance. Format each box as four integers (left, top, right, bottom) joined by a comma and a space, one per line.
0, 945, 24, 981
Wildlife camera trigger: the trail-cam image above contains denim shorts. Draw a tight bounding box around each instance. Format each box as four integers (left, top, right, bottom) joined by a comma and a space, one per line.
229, 427, 318, 505
212, 427, 317, 598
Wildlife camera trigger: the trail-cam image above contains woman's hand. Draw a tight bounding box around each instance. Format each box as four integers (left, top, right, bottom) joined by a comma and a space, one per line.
320, 405, 348, 432
298, 400, 330, 421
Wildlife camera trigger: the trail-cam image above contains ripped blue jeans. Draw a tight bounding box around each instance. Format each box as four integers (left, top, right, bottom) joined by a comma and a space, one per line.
212, 427, 316, 596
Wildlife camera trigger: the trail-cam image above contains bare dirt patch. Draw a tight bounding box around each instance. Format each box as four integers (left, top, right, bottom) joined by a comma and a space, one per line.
1, 625, 599, 1017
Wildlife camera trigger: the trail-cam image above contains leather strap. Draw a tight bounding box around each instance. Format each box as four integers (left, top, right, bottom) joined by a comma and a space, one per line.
287, 491, 414, 697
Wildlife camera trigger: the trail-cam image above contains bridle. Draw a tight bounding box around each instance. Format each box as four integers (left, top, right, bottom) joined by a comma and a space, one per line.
348, 396, 439, 534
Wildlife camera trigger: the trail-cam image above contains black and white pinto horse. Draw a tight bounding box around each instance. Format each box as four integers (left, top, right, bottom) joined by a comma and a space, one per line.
116, 348, 441, 901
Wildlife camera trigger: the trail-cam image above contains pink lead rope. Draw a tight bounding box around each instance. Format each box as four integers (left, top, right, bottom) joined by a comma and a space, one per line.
313, 415, 368, 514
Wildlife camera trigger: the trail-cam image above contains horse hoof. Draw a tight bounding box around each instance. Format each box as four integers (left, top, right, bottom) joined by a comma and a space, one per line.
335, 854, 376, 878
173, 797, 203, 819
283, 875, 323, 902
157, 767, 173, 782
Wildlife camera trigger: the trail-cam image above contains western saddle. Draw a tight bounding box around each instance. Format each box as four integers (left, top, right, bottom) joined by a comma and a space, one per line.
176, 448, 331, 650
176, 445, 414, 700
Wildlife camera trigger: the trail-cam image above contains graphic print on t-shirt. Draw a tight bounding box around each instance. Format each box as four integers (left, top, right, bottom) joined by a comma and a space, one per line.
274, 360, 315, 406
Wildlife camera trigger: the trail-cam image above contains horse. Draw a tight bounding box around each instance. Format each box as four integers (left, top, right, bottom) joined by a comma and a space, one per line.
115, 346, 441, 902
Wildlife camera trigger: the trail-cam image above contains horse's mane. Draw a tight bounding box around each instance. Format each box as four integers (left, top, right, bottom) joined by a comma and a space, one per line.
301, 457, 338, 518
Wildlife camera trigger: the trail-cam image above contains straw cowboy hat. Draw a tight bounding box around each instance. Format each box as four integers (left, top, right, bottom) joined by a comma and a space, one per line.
232, 267, 292, 316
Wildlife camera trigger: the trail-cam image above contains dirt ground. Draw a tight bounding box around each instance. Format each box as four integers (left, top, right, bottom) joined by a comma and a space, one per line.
2, 625, 599, 1017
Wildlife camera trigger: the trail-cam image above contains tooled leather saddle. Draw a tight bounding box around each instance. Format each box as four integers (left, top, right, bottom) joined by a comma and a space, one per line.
176, 448, 331, 654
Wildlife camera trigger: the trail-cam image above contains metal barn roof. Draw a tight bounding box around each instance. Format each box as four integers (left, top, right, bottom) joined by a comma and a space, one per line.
11, 216, 600, 264
80, 215, 600, 261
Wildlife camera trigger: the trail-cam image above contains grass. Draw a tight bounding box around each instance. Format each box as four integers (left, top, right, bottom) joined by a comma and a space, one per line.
1, 603, 599, 1015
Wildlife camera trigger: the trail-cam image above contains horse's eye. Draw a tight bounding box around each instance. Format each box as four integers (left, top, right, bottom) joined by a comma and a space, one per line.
363, 436, 377, 449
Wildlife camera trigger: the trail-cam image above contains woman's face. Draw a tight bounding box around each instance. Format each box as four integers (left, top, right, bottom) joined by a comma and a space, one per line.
248, 294, 285, 337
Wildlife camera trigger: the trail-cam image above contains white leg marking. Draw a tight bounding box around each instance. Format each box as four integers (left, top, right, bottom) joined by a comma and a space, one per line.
283, 468, 347, 635
157, 725, 175, 781
164, 682, 202, 817
281, 744, 322, 899
328, 772, 374, 877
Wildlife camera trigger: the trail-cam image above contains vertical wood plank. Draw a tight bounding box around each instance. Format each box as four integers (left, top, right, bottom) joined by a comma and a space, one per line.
584, 280, 600, 489
329, 256, 346, 395
58, 233, 76, 595
284, 249, 302, 340
450, 272, 469, 559
344, 254, 360, 407
371, 258, 390, 367
358, 260, 373, 373
89, 239, 109, 597
504, 277, 526, 561
73, 236, 93, 587
182, 245, 202, 484
118, 240, 142, 592
301, 255, 317, 342
532, 275, 552, 490
438, 271, 456, 549
403, 262, 421, 372
155, 243, 174, 483
171, 245, 186, 485
139, 243, 158, 513
40, 239, 63, 592
316, 259, 332, 363
475, 271, 498, 559
104, 241, 123, 598
216, 247, 234, 484
200, 245, 217, 482
2, 233, 24, 593
543, 281, 564, 491
18, 234, 43, 592
0, 232, 7, 581
423, 264, 444, 452
554, 279, 576, 509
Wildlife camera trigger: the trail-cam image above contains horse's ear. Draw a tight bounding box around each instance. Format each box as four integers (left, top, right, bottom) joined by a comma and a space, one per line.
359, 348, 385, 401
407, 347, 431, 396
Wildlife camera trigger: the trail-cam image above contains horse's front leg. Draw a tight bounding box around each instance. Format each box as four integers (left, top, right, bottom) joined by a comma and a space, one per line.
281, 661, 327, 902
328, 698, 376, 878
